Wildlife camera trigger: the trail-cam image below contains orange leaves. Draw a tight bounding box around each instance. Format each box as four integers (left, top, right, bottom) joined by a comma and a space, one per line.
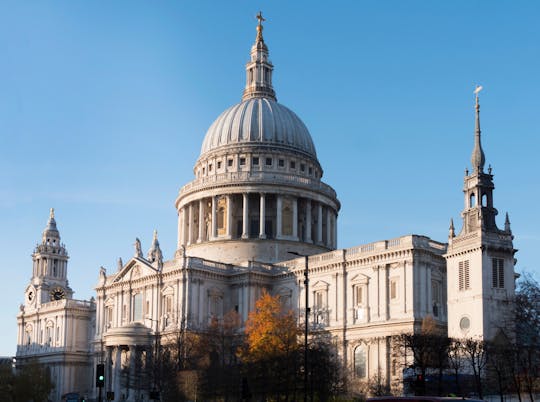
240, 290, 301, 363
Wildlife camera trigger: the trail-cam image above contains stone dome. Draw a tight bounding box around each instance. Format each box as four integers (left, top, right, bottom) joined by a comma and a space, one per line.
200, 97, 317, 159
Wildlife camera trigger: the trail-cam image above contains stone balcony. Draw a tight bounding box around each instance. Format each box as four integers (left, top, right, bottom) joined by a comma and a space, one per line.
178, 170, 337, 199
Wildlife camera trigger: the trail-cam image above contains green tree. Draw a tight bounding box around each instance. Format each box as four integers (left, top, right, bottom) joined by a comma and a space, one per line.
13, 359, 54, 402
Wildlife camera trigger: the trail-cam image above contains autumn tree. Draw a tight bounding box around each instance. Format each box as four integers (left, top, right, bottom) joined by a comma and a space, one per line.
239, 290, 302, 401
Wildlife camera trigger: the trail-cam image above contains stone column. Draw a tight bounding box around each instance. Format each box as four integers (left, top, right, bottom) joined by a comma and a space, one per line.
114, 346, 122, 396
187, 203, 193, 245
182, 208, 187, 247
333, 212, 338, 248
326, 207, 332, 248
211, 196, 217, 239
292, 197, 298, 240
276, 195, 283, 239
242, 193, 249, 239
306, 199, 312, 243
197, 199, 204, 243
317, 203, 323, 245
226, 195, 232, 238
259, 193, 266, 239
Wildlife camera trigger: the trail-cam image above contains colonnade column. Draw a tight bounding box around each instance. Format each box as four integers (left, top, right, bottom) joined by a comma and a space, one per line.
317, 203, 323, 245
333, 213, 338, 249
182, 208, 187, 246
259, 193, 266, 239
276, 195, 283, 239
306, 200, 312, 243
326, 207, 332, 248
292, 197, 298, 240
197, 199, 204, 243
242, 193, 249, 239
187, 204, 193, 245
226, 195, 232, 238
211, 196, 217, 239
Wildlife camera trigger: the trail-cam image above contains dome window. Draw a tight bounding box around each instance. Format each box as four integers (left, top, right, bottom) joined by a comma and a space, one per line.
209, 164, 213, 172
228, 159, 233, 167
308, 167, 313, 175
217, 161, 222, 169
300, 164, 305, 172
252, 157, 259, 166
278, 159, 285, 167
265, 157, 273, 166
290, 161, 296, 169
240, 157, 246, 166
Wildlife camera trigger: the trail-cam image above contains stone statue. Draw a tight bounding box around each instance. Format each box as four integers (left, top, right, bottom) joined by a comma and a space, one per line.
134, 238, 142, 258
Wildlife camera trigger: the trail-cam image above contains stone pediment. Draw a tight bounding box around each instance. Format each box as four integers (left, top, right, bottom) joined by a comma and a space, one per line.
350, 273, 370, 284
112, 257, 158, 283
312, 280, 330, 291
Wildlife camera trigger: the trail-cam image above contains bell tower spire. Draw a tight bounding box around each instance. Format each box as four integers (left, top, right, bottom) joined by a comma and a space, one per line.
242, 12, 276, 101
471, 86, 486, 173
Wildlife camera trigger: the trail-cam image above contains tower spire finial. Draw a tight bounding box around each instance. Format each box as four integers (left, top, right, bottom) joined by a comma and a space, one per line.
256, 11, 265, 43
50, 207, 55, 220
471, 85, 486, 173
242, 12, 276, 101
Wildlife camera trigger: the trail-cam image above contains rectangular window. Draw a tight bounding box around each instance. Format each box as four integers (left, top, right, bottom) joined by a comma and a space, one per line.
228, 159, 233, 167
290, 161, 296, 169
390, 280, 397, 300
355, 286, 364, 306
133, 293, 143, 321
492, 258, 504, 288
308, 167, 313, 175
300, 163, 305, 172
208, 164, 212, 171
265, 157, 272, 166
278, 159, 285, 167
315, 291, 324, 309
217, 161, 222, 169
239, 157, 246, 166
459, 260, 470, 291
252, 157, 259, 166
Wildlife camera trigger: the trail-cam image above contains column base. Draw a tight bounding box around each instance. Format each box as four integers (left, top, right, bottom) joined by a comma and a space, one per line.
258, 234, 267, 239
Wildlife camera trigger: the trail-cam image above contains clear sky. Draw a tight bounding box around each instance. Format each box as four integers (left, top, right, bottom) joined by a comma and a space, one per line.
1, 1, 539, 357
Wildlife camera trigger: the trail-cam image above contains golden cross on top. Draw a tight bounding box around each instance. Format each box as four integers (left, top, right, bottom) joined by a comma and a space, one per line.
256, 11, 265, 26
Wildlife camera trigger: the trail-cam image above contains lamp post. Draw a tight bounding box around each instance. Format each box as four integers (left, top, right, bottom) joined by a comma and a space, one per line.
146, 317, 161, 401
288, 251, 309, 402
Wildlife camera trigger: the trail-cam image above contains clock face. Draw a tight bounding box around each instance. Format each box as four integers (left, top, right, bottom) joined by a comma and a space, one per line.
50, 287, 66, 301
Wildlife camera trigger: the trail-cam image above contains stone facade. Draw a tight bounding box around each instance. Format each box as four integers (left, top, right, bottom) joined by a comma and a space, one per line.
16, 19, 516, 402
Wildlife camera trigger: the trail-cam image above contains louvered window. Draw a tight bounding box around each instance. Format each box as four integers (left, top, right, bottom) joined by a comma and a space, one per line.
459, 260, 470, 291
492, 258, 504, 289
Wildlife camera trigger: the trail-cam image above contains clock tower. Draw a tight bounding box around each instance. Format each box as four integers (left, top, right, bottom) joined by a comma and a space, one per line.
445, 89, 516, 341
17, 209, 95, 401
25, 208, 73, 307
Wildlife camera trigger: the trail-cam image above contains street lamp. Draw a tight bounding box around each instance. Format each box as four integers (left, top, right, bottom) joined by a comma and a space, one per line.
288, 251, 309, 402
145, 317, 161, 401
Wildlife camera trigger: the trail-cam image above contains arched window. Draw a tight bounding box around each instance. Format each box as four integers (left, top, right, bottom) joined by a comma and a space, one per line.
354, 345, 367, 378
470, 193, 476, 208
481, 193, 487, 207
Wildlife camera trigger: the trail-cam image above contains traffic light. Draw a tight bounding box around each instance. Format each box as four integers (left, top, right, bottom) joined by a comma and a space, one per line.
96, 363, 105, 388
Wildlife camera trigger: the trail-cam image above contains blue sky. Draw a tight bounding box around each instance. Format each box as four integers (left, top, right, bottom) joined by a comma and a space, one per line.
1, 1, 539, 356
